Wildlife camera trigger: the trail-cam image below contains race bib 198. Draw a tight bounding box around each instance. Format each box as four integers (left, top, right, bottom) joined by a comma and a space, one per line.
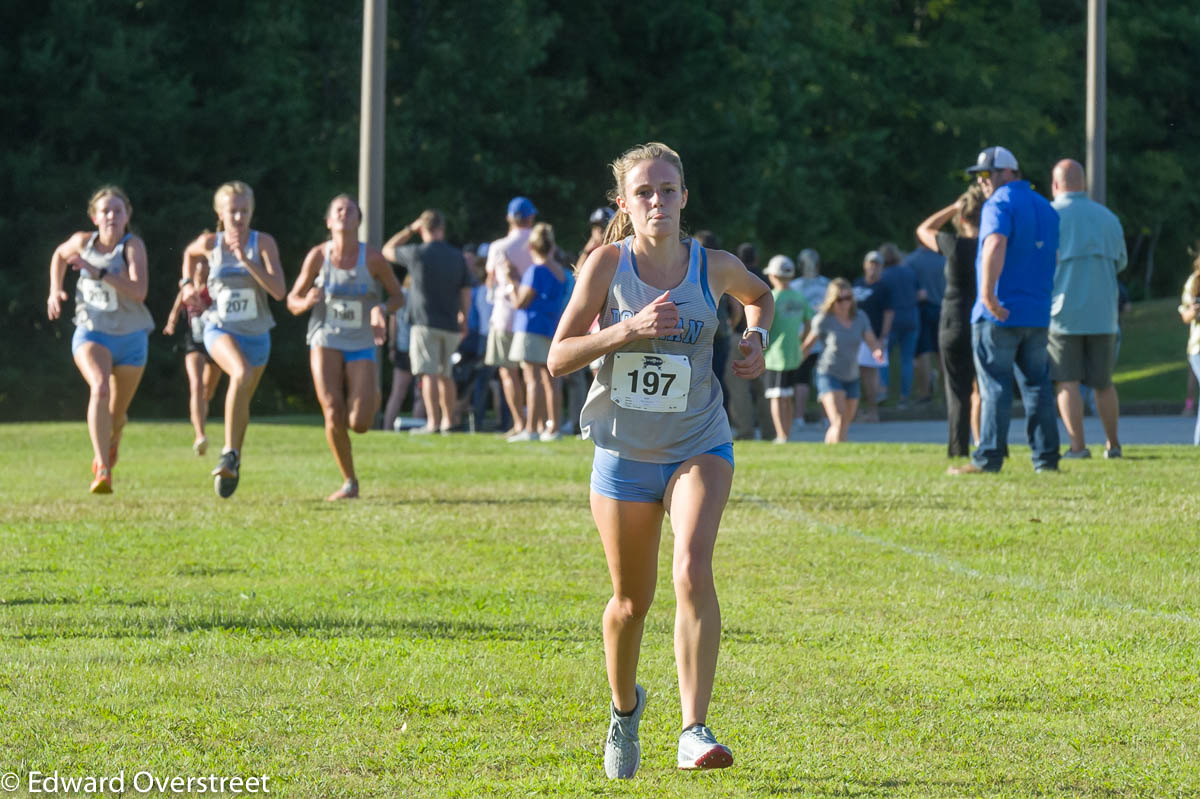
80, 278, 117, 312
610, 352, 691, 413
328, 299, 362, 329
216, 287, 258, 322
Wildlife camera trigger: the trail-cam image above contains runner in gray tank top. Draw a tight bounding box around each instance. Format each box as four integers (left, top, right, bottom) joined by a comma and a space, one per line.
548, 143, 773, 778
287, 195, 405, 501
47, 186, 154, 494
182, 181, 286, 499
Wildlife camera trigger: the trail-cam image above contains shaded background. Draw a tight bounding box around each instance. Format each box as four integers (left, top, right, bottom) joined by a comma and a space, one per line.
3, 0, 1197, 420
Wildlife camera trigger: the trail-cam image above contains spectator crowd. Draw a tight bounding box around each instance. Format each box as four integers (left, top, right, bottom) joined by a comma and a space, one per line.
373, 145, 1142, 472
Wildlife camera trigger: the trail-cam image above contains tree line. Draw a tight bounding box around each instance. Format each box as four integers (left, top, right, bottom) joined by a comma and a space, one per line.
3, 0, 1196, 420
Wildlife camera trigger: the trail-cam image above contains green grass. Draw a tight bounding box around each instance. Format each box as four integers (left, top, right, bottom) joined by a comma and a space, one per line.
2, 421, 1199, 797
1112, 298, 1189, 403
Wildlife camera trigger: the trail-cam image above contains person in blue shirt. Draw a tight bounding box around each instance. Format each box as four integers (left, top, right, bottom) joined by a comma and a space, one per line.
950, 146, 1061, 475
877, 242, 921, 406
902, 242, 946, 402
505, 222, 568, 441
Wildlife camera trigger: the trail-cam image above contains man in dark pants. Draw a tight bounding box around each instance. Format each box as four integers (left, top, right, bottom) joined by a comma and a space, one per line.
949, 146, 1060, 475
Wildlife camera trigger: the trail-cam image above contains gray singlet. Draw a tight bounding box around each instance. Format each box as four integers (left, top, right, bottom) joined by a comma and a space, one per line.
72, 233, 154, 335
579, 237, 731, 463
202, 231, 275, 336
306, 242, 380, 351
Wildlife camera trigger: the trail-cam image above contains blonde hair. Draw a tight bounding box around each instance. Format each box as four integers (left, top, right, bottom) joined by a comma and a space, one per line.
213, 181, 255, 231
529, 222, 556, 257
88, 185, 132, 219
953, 184, 985, 235
602, 142, 686, 245
1189, 243, 1200, 297
821, 277, 857, 316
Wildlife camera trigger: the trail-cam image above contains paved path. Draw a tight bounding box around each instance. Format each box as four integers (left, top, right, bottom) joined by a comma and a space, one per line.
787, 414, 1196, 446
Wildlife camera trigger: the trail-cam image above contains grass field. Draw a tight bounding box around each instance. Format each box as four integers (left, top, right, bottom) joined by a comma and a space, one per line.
1112, 298, 1192, 404
2, 421, 1199, 797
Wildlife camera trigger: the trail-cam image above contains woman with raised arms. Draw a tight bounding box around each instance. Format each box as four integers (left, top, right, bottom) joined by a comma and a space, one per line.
287, 195, 405, 500
548, 142, 773, 779
181, 181, 286, 498
47, 186, 154, 494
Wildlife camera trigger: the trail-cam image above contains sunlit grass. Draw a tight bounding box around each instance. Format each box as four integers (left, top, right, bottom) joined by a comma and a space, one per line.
1, 421, 1198, 797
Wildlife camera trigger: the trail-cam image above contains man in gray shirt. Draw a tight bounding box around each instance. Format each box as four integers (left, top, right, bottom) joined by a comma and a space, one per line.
384, 210, 472, 434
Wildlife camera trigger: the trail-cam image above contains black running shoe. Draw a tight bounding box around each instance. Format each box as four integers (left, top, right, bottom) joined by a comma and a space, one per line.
212, 449, 240, 498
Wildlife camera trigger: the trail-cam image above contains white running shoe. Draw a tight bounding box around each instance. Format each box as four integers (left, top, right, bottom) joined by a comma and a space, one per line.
677, 724, 733, 770
506, 430, 534, 443
539, 429, 563, 442
603, 684, 646, 779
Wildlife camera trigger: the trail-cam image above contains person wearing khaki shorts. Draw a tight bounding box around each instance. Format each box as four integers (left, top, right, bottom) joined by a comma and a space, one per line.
411, 325, 462, 377
485, 197, 539, 434
485, 327, 518, 370
383, 210, 472, 434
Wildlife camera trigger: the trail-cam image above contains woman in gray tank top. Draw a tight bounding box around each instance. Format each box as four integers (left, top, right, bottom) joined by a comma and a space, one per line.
181, 181, 286, 499
47, 186, 154, 494
548, 143, 774, 778
286, 195, 405, 501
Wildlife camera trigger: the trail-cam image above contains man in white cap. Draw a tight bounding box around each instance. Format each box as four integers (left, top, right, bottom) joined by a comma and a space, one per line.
950, 146, 1061, 475
762, 255, 814, 442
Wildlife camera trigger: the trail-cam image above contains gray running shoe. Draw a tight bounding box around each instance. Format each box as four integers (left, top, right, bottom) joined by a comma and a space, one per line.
677, 724, 733, 770
212, 449, 240, 499
1063, 447, 1092, 459
603, 684, 646, 779
1104, 445, 1122, 459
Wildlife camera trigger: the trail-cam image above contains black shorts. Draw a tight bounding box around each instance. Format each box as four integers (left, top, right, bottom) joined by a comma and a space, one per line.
393, 349, 412, 372
764, 367, 804, 398
796, 352, 818, 384
181, 318, 211, 360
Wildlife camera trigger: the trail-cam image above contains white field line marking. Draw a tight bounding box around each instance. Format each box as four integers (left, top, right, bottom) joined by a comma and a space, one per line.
735, 493, 1200, 627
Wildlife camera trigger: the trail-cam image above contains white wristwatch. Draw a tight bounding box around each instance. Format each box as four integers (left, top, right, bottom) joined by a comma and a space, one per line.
743, 326, 769, 349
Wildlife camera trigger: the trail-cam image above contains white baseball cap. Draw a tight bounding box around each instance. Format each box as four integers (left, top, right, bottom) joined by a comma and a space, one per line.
966, 146, 1019, 174
764, 254, 795, 278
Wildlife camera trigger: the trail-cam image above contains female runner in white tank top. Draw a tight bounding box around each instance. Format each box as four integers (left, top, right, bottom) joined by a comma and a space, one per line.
548, 143, 773, 778
181, 181, 286, 498
286, 195, 405, 501
47, 186, 154, 494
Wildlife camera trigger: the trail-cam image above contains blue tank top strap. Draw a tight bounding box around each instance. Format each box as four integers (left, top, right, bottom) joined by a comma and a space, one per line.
356, 242, 366, 268
698, 244, 715, 311
617, 237, 635, 276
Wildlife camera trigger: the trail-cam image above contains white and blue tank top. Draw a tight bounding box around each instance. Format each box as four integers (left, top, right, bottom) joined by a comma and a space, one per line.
579, 237, 731, 463
203, 231, 275, 336
72, 233, 154, 336
306, 242, 380, 351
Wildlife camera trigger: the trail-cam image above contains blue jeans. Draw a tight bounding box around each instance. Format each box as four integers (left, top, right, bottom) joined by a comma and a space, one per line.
1189, 354, 1200, 445
971, 322, 1060, 471
880, 324, 919, 400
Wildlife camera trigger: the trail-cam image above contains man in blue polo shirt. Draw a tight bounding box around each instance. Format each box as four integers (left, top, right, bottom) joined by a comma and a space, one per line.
949, 146, 1061, 474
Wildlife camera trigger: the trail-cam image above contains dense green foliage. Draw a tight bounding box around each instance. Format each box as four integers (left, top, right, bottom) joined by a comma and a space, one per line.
3, 1, 1199, 419
3, 423, 1200, 795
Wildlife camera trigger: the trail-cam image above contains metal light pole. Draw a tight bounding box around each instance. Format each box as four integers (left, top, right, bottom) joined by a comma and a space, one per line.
1086, 0, 1106, 204
359, 0, 386, 247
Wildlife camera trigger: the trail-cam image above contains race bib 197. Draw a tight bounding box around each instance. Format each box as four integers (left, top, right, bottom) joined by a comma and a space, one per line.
216, 287, 258, 322
327, 299, 362, 329
80, 278, 117, 312
610, 352, 691, 413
